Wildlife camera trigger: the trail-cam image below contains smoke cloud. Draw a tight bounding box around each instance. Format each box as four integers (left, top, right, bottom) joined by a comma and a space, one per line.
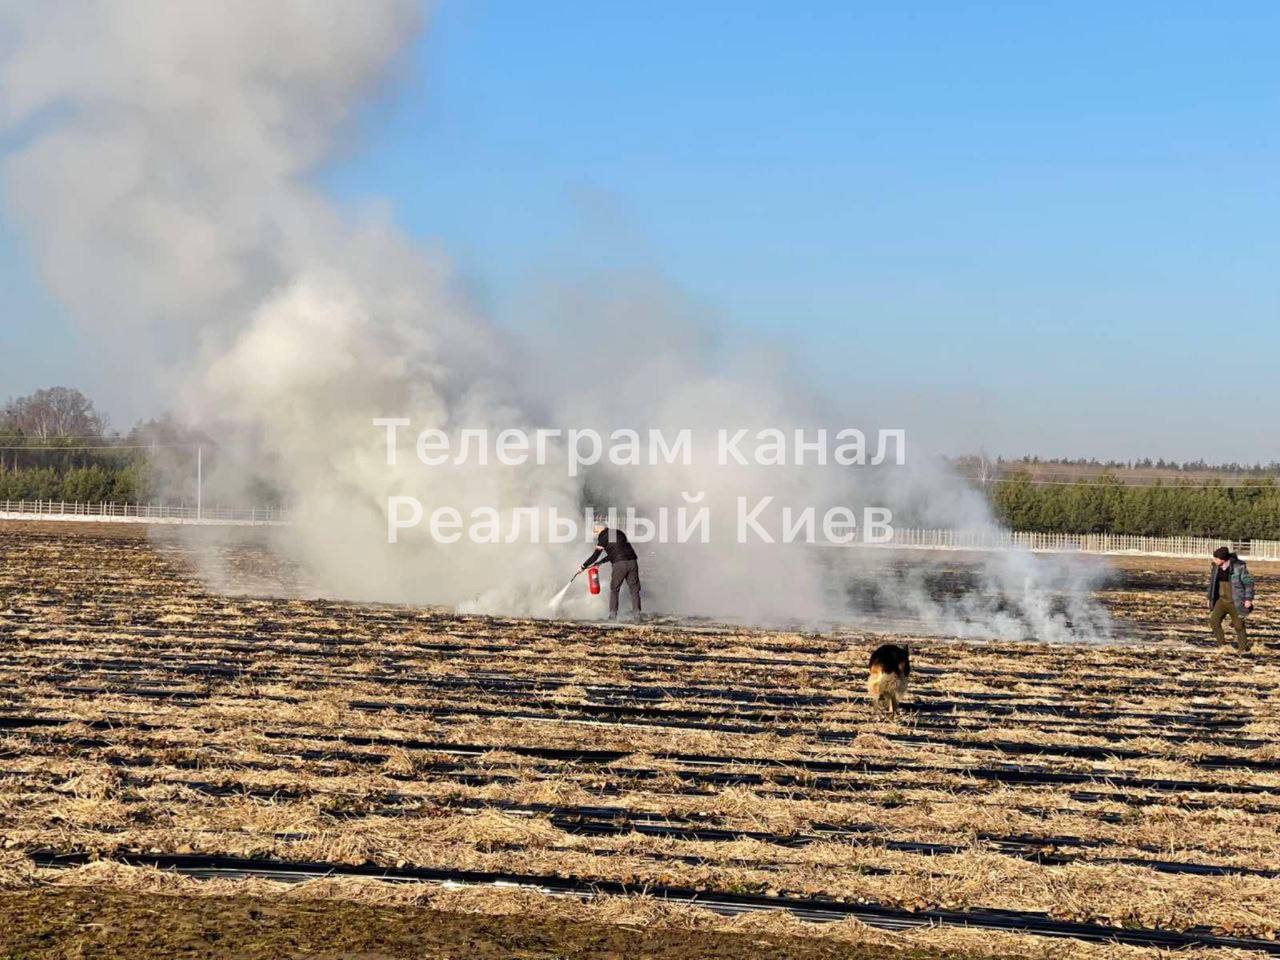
0, 1, 1110, 640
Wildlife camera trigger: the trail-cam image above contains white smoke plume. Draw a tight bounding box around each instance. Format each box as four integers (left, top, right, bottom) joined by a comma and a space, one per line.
0, 1, 1111, 640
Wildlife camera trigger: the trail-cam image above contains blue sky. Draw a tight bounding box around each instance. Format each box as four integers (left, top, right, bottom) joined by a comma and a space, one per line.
5, 2, 1279, 460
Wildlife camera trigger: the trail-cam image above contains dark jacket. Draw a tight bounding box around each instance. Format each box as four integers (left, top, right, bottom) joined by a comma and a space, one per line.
1208, 554, 1255, 611
582, 528, 638, 569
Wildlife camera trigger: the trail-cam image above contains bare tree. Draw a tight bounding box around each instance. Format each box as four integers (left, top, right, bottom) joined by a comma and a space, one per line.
976, 448, 995, 493
2, 387, 106, 440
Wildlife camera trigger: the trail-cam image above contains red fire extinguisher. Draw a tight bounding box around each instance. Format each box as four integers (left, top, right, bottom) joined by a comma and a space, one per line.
586, 566, 601, 595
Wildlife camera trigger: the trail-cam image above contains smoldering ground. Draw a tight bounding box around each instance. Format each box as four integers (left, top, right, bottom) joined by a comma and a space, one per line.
0, 1, 1112, 641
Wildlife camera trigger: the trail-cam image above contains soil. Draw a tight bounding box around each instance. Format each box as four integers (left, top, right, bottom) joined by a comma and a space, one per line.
3, 524, 1277, 958
0, 519, 153, 540
0, 889, 971, 960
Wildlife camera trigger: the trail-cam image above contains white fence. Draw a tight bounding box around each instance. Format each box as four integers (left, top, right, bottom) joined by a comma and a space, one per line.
885, 527, 1280, 560
2, 500, 1277, 558
0, 499, 288, 526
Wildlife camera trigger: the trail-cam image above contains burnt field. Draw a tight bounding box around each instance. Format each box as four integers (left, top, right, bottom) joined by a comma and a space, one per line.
1, 522, 1279, 959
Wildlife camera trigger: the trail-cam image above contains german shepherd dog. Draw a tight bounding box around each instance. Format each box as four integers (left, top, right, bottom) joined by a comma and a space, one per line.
867, 643, 910, 717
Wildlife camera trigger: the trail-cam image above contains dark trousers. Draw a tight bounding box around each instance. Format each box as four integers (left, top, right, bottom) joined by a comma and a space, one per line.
608, 560, 641, 618
1210, 593, 1249, 650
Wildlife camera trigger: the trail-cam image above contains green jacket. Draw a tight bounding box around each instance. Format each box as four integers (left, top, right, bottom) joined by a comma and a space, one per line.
1208, 555, 1255, 611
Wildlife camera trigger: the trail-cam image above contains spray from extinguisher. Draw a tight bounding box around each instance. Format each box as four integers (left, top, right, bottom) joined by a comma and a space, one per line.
587, 566, 601, 595
548, 568, 581, 610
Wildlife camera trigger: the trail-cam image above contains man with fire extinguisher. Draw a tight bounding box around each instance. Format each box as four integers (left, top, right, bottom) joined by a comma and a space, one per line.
581, 519, 643, 620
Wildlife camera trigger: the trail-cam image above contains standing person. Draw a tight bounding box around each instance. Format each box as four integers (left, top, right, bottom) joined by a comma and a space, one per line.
582, 520, 642, 620
1209, 546, 1255, 652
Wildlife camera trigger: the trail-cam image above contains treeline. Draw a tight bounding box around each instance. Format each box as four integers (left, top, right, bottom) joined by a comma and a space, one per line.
9, 386, 1280, 538
0, 461, 146, 503
952, 453, 1280, 477
1003, 455, 1280, 474
989, 474, 1280, 540
0, 387, 200, 504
